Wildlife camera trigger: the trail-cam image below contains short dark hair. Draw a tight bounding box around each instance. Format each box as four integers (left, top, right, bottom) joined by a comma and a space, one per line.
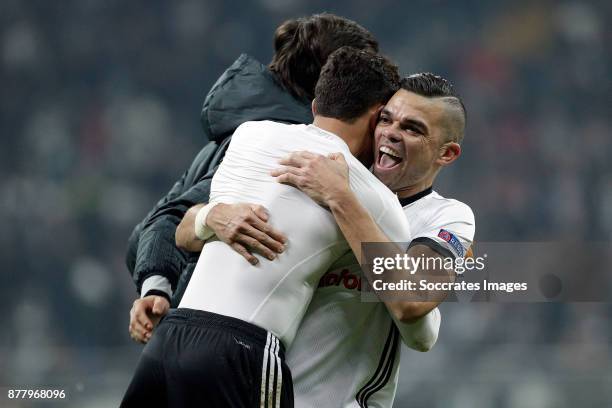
400, 73, 467, 143
269, 13, 378, 101
314, 47, 400, 122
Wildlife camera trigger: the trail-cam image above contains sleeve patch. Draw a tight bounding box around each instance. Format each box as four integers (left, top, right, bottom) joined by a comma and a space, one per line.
438, 229, 465, 258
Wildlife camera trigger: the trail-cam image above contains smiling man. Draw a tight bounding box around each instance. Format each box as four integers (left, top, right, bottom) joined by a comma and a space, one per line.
374, 75, 467, 198
176, 73, 475, 407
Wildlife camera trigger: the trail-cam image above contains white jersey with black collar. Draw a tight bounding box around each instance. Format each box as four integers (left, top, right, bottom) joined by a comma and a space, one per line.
287, 188, 475, 408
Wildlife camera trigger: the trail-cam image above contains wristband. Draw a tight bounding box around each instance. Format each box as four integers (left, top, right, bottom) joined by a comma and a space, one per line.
194, 202, 219, 241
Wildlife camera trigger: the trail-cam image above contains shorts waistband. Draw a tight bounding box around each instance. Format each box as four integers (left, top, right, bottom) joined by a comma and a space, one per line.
166, 308, 285, 356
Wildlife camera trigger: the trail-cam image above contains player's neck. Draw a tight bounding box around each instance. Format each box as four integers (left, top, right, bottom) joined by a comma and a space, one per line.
394, 178, 435, 199
312, 116, 367, 156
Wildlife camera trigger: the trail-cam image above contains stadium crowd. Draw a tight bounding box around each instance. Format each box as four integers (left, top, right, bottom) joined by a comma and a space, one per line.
1, 0, 610, 406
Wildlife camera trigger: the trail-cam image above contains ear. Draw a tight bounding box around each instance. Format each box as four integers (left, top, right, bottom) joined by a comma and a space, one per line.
368, 104, 384, 133
311, 99, 317, 116
436, 142, 461, 167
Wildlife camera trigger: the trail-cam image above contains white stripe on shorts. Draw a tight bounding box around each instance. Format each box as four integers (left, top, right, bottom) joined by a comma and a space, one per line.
274, 336, 283, 408
266, 335, 277, 408
259, 332, 283, 408
260, 332, 272, 407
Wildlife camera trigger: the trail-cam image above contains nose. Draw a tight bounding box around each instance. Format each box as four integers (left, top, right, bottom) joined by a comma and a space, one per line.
383, 128, 402, 144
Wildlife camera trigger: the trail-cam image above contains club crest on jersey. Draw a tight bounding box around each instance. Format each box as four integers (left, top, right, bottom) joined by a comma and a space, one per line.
438, 229, 465, 258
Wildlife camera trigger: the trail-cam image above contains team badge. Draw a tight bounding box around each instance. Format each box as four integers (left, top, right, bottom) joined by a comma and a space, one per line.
438, 229, 465, 258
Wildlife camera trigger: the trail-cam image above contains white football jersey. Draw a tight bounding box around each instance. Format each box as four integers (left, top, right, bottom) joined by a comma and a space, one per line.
287, 188, 475, 408
180, 121, 410, 348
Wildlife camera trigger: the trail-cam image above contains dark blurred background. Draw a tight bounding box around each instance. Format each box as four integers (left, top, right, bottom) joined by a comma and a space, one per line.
1, 0, 610, 406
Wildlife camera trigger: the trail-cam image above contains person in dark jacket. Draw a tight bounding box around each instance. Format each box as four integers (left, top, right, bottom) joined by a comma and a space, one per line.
127, 13, 379, 343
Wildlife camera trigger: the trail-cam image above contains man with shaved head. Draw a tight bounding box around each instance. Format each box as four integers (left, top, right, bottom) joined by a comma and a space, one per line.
374, 74, 467, 197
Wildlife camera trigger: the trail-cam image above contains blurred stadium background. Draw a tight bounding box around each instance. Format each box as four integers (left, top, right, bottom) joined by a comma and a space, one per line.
1, 0, 610, 406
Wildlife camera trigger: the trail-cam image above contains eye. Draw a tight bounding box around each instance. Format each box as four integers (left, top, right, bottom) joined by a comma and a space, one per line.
378, 115, 391, 124
403, 124, 422, 135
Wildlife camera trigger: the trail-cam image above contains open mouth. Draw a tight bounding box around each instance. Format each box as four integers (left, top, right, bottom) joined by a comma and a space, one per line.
377, 145, 403, 170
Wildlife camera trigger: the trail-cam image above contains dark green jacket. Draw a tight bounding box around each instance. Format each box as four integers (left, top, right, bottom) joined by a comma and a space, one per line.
126, 54, 312, 304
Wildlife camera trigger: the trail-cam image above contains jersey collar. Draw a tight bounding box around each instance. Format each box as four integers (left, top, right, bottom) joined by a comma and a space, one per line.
398, 186, 433, 207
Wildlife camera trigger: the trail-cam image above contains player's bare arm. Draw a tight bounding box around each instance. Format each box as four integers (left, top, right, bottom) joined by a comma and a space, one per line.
176, 202, 287, 264
175, 203, 207, 252
272, 151, 453, 322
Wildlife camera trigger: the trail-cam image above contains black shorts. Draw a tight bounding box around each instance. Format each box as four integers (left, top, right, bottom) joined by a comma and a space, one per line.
121, 308, 293, 408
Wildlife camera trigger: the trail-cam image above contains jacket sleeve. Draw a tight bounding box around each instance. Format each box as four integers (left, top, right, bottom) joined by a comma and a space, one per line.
127, 140, 226, 291
125, 168, 189, 275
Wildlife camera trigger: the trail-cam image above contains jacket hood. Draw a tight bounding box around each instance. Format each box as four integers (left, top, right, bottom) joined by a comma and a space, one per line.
201, 54, 313, 142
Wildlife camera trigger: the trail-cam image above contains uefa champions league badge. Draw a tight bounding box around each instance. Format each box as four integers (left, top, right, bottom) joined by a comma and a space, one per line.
438, 229, 465, 258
